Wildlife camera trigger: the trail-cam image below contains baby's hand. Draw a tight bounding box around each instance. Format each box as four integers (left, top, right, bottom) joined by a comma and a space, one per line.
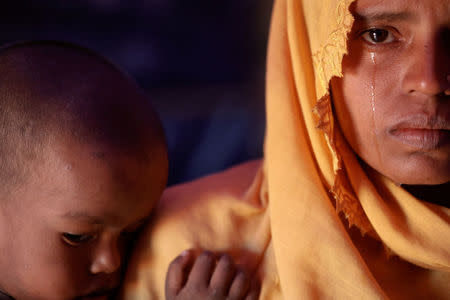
165, 250, 259, 300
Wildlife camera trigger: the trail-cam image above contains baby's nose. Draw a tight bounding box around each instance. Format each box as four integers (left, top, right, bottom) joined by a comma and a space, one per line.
90, 234, 121, 274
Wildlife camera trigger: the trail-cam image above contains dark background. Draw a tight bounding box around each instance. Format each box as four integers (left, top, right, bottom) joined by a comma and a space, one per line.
1, 0, 273, 185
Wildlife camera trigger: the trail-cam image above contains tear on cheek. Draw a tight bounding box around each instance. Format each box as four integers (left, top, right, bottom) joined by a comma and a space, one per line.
368, 51, 382, 165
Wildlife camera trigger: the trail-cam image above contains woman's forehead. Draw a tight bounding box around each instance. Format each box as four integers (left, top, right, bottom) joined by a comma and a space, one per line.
354, 0, 450, 17
351, 0, 450, 34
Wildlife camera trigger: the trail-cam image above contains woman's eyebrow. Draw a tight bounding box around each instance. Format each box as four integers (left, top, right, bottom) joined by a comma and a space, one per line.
354, 11, 417, 23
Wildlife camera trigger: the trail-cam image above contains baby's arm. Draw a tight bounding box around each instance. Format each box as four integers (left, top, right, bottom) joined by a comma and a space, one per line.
165, 250, 259, 300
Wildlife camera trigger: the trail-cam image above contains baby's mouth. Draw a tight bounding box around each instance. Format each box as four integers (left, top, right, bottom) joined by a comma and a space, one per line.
79, 296, 108, 300
75, 288, 116, 300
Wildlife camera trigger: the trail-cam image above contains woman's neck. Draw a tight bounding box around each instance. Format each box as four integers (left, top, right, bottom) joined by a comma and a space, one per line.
402, 182, 450, 209
359, 157, 449, 208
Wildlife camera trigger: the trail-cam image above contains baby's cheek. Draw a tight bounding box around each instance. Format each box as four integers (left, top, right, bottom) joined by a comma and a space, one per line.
38, 246, 91, 298
20, 266, 75, 300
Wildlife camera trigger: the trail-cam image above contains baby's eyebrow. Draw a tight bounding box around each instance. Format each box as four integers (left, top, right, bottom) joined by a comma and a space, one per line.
61, 211, 105, 225
61, 211, 148, 228
354, 11, 417, 23
123, 217, 149, 232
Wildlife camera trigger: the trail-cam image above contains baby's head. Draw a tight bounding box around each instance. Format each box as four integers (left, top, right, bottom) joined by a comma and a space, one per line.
331, 0, 449, 185
0, 41, 168, 300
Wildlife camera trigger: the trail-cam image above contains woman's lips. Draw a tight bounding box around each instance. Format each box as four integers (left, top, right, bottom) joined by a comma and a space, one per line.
389, 114, 450, 150
389, 128, 450, 150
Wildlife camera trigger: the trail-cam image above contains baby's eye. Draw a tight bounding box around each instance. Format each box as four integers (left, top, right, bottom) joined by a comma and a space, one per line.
62, 232, 95, 246
361, 28, 396, 44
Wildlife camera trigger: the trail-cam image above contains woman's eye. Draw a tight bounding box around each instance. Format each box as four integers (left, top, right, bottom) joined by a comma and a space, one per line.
62, 233, 95, 246
361, 28, 396, 44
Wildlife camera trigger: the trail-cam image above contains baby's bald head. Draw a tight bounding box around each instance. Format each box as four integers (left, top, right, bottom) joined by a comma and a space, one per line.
0, 41, 167, 194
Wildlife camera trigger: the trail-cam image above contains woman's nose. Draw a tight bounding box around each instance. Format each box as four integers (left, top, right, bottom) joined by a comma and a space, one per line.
90, 234, 121, 274
401, 36, 449, 97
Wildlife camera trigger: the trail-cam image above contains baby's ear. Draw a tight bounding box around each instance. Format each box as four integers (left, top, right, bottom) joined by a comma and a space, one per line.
165, 249, 195, 299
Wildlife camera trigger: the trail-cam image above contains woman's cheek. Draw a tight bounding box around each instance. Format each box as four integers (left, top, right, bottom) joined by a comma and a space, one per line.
333, 59, 384, 168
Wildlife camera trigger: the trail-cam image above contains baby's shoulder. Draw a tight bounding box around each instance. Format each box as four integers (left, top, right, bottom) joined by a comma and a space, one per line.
160, 159, 265, 213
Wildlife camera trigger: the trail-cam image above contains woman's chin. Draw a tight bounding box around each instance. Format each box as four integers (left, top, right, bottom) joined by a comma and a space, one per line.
364, 154, 449, 186
385, 166, 450, 186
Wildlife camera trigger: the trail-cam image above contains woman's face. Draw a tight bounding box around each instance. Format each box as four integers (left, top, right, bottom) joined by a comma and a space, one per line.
332, 0, 449, 185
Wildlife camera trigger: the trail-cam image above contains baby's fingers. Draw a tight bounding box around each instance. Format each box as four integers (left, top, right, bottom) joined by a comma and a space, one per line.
228, 270, 250, 300
165, 250, 195, 299
244, 279, 260, 300
186, 251, 216, 288
209, 254, 236, 296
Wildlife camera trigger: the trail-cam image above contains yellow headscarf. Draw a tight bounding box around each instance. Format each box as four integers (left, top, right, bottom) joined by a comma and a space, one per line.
122, 0, 450, 299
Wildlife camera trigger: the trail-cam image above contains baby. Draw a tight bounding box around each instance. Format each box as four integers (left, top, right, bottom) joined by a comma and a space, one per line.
0, 41, 255, 300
